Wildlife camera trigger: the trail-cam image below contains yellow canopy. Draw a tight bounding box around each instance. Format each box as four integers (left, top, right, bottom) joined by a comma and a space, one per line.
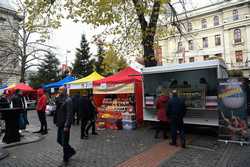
67, 71, 104, 85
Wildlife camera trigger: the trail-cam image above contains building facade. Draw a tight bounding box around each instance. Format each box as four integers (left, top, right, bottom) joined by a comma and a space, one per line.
0, 0, 21, 87
158, 0, 250, 77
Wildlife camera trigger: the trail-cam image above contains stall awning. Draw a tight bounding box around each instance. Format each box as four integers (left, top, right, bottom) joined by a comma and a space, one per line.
68, 71, 103, 85
94, 67, 142, 85
66, 72, 104, 90
6, 83, 34, 92
44, 76, 76, 89
93, 67, 142, 94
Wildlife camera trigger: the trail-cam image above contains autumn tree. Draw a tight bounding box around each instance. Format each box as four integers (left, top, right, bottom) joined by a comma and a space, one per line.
95, 42, 105, 75
0, 0, 61, 82
101, 46, 128, 76
28, 0, 184, 67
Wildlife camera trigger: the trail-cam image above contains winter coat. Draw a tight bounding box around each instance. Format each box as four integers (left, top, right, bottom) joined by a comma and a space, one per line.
167, 95, 186, 121
79, 96, 91, 120
54, 95, 73, 128
156, 95, 169, 122
36, 89, 47, 112
11, 94, 25, 109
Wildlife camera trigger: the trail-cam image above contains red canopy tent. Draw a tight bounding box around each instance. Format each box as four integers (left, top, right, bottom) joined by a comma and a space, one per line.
93, 67, 143, 126
6, 83, 34, 92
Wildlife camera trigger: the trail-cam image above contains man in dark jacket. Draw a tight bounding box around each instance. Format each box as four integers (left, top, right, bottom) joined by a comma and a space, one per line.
167, 90, 186, 148
86, 95, 98, 136
72, 92, 80, 125
55, 87, 76, 163
80, 92, 91, 139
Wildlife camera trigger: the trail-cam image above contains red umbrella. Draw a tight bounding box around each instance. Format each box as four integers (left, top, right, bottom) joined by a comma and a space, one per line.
7, 83, 34, 92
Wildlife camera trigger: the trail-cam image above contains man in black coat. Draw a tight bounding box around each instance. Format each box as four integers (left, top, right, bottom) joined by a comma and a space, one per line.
86, 95, 98, 136
54, 87, 76, 163
167, 90, 186, 148
80, 92, 91, 139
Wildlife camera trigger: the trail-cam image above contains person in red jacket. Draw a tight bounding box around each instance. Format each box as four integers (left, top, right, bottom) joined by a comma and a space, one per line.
155, 88, 170, 139
34, 88, 48, 135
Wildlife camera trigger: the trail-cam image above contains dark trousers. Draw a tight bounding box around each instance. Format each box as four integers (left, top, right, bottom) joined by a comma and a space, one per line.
155, 121, 168, 138
2, 111, 20, 144
57, 127, 75, 161
37, 111, 47, 132
81, 118, 89, 138
73, 110, 80, 125
170, 118, 185, 145
86, 119, 96, 135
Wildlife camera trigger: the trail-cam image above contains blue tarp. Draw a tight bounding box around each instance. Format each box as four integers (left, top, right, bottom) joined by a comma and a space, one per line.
44, 76, 76, 89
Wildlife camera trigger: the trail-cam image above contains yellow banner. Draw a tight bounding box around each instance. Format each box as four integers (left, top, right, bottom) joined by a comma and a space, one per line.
93, 83, 134, 94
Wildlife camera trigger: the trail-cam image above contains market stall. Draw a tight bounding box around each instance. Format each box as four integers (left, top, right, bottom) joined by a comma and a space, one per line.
66, 71, 104, 95
5, 83, 36, 110
142, 60, 228, 126
93, 67, 143, 130
44, 75, 76, 93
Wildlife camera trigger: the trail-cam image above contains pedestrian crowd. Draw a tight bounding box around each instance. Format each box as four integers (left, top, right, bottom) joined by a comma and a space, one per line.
0, 85, 187, 165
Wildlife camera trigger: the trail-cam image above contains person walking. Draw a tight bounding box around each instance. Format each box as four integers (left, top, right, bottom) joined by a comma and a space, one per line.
155, 89, 169, 139
34, 88, 48, 135
167, 89, 186, 148
80, 92, 91, 139
86, 95, 98, 136
54, 86, 76, 163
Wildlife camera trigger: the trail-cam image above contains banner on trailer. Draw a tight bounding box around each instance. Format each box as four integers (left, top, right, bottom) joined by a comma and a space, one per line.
218, 78, 248, 142
93, 83, 134, 94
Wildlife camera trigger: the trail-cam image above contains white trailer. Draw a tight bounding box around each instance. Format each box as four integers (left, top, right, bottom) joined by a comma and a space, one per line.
142, 60, 228, 126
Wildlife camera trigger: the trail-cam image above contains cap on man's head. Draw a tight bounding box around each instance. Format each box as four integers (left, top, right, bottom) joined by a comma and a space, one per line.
172, 89, 177, 94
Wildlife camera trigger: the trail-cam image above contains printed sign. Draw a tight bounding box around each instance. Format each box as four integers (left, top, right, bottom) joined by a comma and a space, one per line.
94, 83, 134, 94
218, 78, 248, 142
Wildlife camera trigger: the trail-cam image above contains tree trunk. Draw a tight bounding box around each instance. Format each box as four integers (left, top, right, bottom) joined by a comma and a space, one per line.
132, 0, 161, 67
20, 63, 25, 83
143, 42, 157, 67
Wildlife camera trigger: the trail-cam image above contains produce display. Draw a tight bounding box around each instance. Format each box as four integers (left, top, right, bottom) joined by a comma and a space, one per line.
96, 97, 136, 130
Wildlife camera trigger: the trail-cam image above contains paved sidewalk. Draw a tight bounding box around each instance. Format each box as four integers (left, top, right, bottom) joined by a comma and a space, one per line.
1, 111, 250, 167
0, 147, 8, 160
0, 126, 44, 149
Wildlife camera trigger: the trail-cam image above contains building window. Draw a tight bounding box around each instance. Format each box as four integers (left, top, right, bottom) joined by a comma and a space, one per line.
233, 9, 239, 21
213, 16, 219, 26
201, 19, 207, 29
179, 58, 184, 64
203, 55, 209, 61
189, 57, 194, 62
203, 37, 208, 48
215, 35, 221, 46
187, 22, 192, 32
215, 53, 222, 58
234, 29, 241, 43
177, 42, 182, 52
235, 51, 243, 63
188, 40, 193, 50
